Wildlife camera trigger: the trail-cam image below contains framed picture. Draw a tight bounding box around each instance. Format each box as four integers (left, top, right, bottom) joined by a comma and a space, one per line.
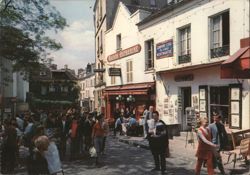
199, 100, 206, 112
231, 101, 239, 114
231, 115, 240, 128
231, 88, 240, 100
199, 89, 206, 100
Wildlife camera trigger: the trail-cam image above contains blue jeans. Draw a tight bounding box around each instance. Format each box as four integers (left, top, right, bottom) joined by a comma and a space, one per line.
94, 137, 104, 156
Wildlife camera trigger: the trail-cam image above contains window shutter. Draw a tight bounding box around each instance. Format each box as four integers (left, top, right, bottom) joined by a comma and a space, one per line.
229, 84, 242, 129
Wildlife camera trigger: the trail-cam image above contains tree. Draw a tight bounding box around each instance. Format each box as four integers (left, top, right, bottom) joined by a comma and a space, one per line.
0, 0, 67, 81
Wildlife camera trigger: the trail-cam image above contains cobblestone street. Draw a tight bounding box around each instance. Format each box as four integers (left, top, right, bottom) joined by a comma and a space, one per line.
12, 135, 249, 175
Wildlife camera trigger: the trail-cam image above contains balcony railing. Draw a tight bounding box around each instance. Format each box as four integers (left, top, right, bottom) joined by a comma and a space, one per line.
178, 54, 191, 64
210, 45, 229, 58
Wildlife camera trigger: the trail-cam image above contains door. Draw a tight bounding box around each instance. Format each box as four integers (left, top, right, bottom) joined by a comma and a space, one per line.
181, 87, 192, 131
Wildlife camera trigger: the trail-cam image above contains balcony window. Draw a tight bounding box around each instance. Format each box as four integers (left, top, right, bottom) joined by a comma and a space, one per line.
210, 11, 230, 58
178, 25, 191, 64
145, 39, 154, 70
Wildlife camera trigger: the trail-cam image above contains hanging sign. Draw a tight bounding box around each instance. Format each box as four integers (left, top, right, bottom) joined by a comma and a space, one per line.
156, 39, 173, 59
109, 68, 121, 76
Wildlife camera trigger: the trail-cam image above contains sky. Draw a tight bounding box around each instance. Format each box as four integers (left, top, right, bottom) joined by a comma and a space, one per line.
49, 0, 95, 72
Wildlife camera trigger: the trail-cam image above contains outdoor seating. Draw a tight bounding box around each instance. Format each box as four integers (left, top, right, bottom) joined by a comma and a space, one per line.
225, 129, 250, 168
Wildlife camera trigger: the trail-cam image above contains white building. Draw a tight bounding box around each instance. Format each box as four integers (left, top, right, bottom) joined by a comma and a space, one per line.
79, 63, 96, 112
0, 58, 29, 118
103, 1, 164, 120
137, 0, 250, 131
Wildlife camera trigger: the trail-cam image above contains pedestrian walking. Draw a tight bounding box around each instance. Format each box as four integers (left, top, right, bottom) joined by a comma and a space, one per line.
209, 114, 228, 174
27, 135, 50, 175
148, 111, 168, 173
195, 116, 218, 175
1, 119, 18, 174
101, 116, 109, 154
92, 115, 105, 165
69, 117, 80, 160
83, 113, 94, 152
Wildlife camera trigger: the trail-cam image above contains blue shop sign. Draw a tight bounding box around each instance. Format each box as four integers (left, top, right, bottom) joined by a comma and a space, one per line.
156, 39, 173, 59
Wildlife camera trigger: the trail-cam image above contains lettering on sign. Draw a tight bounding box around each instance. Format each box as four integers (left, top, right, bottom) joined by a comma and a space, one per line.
174, 74, 194, 82
156, 39, 173, 59
107, 44, 141, 62
109, 68, 121, 76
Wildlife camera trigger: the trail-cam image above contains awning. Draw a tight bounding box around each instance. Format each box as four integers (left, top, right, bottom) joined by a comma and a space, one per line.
103, 82, 155, 96
221, 46, 250, 79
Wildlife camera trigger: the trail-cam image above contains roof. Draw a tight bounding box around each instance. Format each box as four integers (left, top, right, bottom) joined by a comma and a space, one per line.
124, 4, 159, 14
137, 0, 194, 26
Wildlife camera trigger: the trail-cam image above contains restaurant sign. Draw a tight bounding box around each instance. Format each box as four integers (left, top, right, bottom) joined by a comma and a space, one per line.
107, 44, 141, 62
156, 39, 173, 59
109, 68, 121, 76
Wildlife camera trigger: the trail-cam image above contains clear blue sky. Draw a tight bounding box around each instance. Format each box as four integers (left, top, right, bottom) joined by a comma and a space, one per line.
49, 0, 95, 72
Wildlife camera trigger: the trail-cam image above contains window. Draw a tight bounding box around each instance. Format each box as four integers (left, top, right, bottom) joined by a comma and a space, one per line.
82, 83, 85, 90
100, 30, 103, 53
41, 86, 47, 95
49, 84, 55, 92
116, 34, 121, 50
97, 36, 100, 57
145, 39, 154, 70
126, 60, 133, 83
150, 0, 156, 6
178, 25, 191, 64
210, 11, 230, 58
111, 76, 116, 85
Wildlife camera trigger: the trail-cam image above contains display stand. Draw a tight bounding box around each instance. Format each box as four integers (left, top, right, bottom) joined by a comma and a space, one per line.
185, 107, 196, 148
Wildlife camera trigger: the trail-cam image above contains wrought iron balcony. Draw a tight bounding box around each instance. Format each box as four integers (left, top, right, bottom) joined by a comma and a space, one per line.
178, 54, 191, 64
210, 45, 229, 58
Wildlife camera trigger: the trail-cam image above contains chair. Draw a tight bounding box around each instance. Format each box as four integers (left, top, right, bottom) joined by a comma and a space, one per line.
225, 138, 250, 168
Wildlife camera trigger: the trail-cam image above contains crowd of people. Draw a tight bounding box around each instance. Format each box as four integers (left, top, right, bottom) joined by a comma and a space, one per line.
0, 104, 231, 175
0, 107, 109, 174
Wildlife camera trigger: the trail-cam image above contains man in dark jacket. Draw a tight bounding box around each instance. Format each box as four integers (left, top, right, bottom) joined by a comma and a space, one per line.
209, 114, 228, 175
148, 111, 169, 173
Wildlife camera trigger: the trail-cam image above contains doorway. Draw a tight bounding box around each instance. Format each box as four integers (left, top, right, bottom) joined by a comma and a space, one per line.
181, 87, 191, 131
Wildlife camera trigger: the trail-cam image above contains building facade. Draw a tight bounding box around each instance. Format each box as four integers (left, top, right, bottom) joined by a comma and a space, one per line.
104, 2, 158, 121
79, 63, 96, 112
137, 0, 250, 130
29, 65, 79, 110
93, 0, 169, 114
0, 58, 29, 119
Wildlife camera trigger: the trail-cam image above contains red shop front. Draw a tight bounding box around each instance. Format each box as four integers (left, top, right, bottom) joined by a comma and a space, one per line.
103, 82, 155, 123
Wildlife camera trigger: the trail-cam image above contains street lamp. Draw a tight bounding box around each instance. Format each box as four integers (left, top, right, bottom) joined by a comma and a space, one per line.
126, 95, 135, 102
116, 95, 124, 101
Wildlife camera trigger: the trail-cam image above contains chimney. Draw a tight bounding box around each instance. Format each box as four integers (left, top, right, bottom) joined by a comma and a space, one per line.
64, 64, 68, 70
50, 64, 57, 70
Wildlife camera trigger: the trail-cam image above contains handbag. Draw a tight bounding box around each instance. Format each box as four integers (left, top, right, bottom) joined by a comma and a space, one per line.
89, 146, 97, 157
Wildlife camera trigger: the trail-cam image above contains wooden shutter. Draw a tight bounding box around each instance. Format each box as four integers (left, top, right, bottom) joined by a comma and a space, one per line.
229, 84, 242, 129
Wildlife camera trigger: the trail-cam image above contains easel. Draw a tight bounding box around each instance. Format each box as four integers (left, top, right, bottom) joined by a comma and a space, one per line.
185, 126, 195, 148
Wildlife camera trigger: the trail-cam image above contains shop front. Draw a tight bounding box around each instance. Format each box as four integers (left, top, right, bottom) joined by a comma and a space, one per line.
157, 59, 250, 132
103, 82, 155, 123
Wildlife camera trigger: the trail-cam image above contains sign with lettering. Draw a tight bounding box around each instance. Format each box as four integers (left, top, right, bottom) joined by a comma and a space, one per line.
107, 44, 141, 62
156, 39, 173, 59
175, 74, 194, 82
109, 68, 121, 76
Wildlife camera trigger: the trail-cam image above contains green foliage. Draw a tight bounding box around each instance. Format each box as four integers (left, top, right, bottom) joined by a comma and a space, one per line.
0, 0, 67, 81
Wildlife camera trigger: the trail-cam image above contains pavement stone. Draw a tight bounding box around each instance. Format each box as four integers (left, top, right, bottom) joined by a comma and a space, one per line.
116, 133, 250, 175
